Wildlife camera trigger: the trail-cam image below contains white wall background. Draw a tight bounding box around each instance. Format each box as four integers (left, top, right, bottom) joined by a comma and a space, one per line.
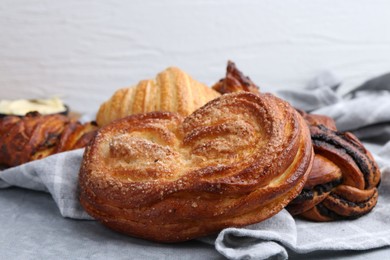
1, 0, 390, 115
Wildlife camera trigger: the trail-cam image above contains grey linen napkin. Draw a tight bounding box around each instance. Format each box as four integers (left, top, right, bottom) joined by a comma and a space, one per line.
1, 71, 390, 259
0, 149, 92, 220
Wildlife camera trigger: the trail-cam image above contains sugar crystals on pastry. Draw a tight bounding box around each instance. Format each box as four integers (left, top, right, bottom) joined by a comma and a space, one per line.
79, 92, 314, 242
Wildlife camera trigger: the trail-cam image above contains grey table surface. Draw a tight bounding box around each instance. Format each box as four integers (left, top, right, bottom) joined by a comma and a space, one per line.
1, 187, 389, 260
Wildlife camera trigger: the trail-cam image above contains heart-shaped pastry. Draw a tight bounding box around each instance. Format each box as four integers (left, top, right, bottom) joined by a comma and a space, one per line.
79, 92, 314, 242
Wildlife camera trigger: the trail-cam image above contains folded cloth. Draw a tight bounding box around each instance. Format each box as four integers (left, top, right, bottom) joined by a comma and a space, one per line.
0, 149, 92, 219
277, 71, 390, 141
1, 71, 390, 259
214, 169, 390, 259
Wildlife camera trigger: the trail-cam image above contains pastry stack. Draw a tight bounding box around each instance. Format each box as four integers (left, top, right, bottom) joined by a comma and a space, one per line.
78, 62, 381, 242
0, 61, 381, 243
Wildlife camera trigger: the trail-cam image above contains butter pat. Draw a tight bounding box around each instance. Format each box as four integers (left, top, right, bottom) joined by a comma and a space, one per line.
0, 97, 67, 116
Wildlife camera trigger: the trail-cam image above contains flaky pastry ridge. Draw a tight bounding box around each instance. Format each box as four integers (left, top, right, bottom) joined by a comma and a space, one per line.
96, 67, 220, 127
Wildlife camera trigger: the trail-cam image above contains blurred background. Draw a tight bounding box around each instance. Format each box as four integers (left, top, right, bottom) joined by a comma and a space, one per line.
1, 0, 389, 115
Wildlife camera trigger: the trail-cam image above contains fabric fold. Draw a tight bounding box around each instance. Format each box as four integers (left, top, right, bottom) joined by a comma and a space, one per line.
215, 210, 296, 260
0, 149, 92, 219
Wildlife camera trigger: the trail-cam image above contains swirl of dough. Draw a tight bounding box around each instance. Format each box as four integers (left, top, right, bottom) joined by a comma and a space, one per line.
287, 114, 381, 221
0, 112, 97, 168
79, 92, 313, 242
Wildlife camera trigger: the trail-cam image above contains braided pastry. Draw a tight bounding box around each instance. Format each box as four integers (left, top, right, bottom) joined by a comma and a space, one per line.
287, 112, 381, 221
79, 92, 314, 242
0, 112, 97, 168
96, 67, 220, 127
212, 60, 260, 95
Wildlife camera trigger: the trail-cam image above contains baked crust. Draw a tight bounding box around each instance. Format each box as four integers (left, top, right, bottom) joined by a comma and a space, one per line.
212, 61, 260, 95
96, 67, 220, 127
287, 113, 381, 221
0, 112, 97, 168
79, 92, 313, 242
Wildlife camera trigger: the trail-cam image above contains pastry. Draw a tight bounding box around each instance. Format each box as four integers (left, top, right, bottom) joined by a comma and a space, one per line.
79, 92, 314, 242
96, 67, 220, 126
0, 112, 97, 168
97, 61, 261, 128
211, 64, 382, 221
287, 113, 381, 221
212, 60, 260, 95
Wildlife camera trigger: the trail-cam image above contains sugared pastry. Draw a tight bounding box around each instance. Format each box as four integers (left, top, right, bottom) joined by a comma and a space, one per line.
79, 92, 313, 242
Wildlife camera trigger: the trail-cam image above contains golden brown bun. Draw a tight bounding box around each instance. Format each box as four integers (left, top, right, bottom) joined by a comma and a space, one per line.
96, 67, 220, 126
79, 92, 313, 242
0, 112, 97, 168
287, 113, 381, 221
